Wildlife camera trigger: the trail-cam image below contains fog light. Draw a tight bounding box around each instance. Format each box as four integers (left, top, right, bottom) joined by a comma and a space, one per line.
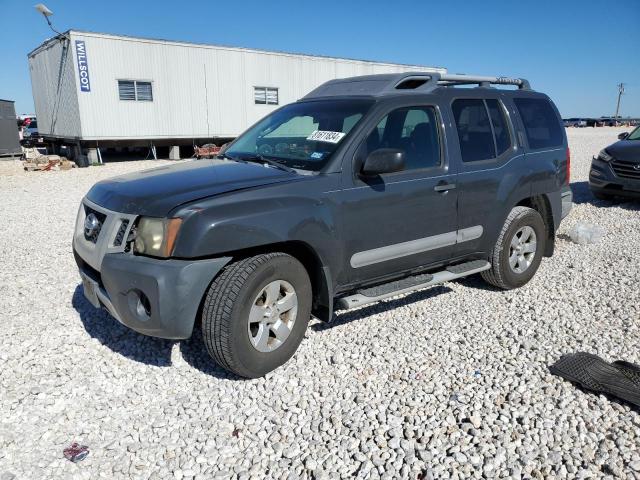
138, 292, 151, 317
127, 290, 151, 320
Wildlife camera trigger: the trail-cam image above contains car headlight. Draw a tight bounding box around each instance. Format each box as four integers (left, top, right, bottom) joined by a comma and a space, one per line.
133, 217, 182, 258
597, 149, 613, 162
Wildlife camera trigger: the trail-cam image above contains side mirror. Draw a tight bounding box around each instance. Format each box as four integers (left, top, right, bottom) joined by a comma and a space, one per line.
618, 132, 630, 140
361, 148, 405, 176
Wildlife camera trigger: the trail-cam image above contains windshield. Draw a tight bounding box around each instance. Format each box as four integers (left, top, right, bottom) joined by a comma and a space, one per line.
225, 99, 374, 171
627, 126, 640, 141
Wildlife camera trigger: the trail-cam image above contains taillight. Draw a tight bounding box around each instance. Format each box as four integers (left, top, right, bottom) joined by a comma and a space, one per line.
566, 147, 571, 185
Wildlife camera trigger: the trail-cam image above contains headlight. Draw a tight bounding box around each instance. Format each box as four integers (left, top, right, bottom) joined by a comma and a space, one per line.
133, 217, 182, 258
597, 149, 613, 162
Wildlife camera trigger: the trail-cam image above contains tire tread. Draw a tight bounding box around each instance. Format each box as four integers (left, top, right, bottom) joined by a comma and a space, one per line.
482, 206, 539, 290
201, 252, 288, 375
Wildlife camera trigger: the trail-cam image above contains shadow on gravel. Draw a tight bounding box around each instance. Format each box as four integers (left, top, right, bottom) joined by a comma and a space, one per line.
316, 284, 453, 331
73, 285, 175, 367
73, 285, 243, 379
551, 374, 640, 414
572, 181, 640, 209
179, 330, 245, 380
453, 273, 502, 292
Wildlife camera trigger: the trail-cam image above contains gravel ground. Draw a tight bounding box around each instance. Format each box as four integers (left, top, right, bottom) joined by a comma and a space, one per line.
1, 127, 639, 480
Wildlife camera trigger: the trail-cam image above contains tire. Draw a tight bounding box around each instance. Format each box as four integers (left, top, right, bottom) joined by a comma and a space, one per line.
481, 206, 546, 290
592, 190, 614, 201
201, 252, 312, 378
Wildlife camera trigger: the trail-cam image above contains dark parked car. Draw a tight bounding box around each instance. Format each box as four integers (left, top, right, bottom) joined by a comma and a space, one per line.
73, 72, 572, 377
563, 118, 587, 128
590, 127, 640, 200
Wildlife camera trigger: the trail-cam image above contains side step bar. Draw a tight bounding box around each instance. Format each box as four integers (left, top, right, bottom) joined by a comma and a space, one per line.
335, 260, 490, 310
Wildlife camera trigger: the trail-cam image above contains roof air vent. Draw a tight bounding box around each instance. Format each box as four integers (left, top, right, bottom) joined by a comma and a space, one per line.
395, 77, 430, 90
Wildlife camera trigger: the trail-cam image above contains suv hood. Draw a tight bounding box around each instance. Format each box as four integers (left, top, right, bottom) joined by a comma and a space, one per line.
87, 159, 300, 216
607, 140, 640, 162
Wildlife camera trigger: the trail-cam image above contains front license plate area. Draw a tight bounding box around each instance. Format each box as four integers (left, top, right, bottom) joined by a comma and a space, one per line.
81, 274, 101, 308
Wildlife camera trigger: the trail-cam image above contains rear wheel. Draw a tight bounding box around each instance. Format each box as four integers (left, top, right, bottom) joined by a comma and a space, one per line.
482, 206, 546, 290
201, 252, 312, 378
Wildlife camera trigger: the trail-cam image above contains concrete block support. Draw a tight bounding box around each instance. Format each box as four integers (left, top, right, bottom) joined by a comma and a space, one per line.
87, 148, 100, 164
169, 146, 180, 160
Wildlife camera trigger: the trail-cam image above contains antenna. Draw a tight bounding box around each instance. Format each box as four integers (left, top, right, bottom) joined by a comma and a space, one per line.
615, 83, 625, 119
34, 3, 63, 36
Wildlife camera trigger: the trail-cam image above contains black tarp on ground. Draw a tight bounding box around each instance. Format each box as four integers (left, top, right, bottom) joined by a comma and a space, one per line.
550, 352, 640, 408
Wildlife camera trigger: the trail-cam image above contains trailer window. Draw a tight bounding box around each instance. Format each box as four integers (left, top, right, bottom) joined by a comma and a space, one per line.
118, 80, 153, 102
136, 82, 153, 101
254, 87, 279, 105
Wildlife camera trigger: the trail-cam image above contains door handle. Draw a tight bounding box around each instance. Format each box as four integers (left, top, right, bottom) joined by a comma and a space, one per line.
434, 183, 456, 193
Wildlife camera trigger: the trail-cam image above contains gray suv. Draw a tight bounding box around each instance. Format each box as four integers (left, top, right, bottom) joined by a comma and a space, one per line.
73, 72, 572, 377
590, 127, 640, 199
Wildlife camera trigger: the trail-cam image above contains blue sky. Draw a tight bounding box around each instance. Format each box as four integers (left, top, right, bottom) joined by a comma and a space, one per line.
1, 0, 638, 117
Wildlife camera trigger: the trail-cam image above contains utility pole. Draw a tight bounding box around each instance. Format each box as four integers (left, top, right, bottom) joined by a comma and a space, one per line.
615, 83, 625, 119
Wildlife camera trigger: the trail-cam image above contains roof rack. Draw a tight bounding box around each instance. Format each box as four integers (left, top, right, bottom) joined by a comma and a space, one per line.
437, 73, 530, 90
388, 72, 530, 91
303, 71, 531, 99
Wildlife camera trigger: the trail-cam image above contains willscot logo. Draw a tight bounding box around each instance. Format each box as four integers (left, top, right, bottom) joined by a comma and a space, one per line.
75, 40, 91, 92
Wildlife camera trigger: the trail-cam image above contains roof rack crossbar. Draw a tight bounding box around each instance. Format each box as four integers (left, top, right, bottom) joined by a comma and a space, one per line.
438, 74, 530, 90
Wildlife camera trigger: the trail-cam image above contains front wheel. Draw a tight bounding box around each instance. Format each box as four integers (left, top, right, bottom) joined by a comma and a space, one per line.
201, 252, 312, 378
482, 206, 546, 290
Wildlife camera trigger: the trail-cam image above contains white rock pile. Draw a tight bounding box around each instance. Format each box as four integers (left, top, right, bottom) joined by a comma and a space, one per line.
1, 127, 639, 479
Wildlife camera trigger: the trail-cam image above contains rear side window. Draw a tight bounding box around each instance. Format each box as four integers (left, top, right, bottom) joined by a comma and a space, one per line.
452, 99, 496, 162
514, 98, 563, 149
453, 99, 513, 162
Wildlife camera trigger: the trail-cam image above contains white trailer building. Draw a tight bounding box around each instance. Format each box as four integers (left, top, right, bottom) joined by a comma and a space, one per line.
28, 30, 445, 158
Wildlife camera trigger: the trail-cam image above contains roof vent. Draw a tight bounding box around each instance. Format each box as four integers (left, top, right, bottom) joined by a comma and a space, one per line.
395, 77, 430, 90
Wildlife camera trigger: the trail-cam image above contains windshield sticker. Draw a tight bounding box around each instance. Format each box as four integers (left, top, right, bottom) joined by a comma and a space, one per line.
307, 130, 346, 144
310, 152, 324, 160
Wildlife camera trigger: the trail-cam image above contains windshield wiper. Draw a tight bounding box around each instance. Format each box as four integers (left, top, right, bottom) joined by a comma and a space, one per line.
227, 153, 297, 173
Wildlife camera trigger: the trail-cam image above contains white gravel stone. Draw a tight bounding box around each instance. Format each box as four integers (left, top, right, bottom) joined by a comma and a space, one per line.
1, 128, 639, 479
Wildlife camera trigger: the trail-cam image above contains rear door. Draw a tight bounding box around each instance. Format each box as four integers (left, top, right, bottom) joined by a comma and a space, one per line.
451, 95, 524, 258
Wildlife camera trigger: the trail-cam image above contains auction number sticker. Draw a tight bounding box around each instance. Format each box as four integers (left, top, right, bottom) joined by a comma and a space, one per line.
307, 130, 346, 143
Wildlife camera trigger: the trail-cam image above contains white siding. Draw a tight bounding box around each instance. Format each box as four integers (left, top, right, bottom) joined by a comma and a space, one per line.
28, 38, 81, 138
30, 31, 445, 141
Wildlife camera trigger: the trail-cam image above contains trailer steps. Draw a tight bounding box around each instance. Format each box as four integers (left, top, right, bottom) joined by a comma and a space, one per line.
335, 260, 491, 310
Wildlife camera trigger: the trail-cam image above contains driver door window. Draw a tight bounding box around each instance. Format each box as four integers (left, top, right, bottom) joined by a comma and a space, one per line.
364, 106, 441, 171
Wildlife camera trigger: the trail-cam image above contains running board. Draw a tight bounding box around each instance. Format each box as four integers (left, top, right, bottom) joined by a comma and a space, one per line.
336, 260, 490, 310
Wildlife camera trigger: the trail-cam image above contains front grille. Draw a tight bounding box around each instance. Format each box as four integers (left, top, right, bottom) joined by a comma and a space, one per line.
83, 206, 107, 243
113, 219, 129, 247
611, 159, 640, 180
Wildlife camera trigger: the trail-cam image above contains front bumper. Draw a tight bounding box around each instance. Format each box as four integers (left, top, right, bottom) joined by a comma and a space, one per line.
75, 249, 231, 339
589, 157, 640, 198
